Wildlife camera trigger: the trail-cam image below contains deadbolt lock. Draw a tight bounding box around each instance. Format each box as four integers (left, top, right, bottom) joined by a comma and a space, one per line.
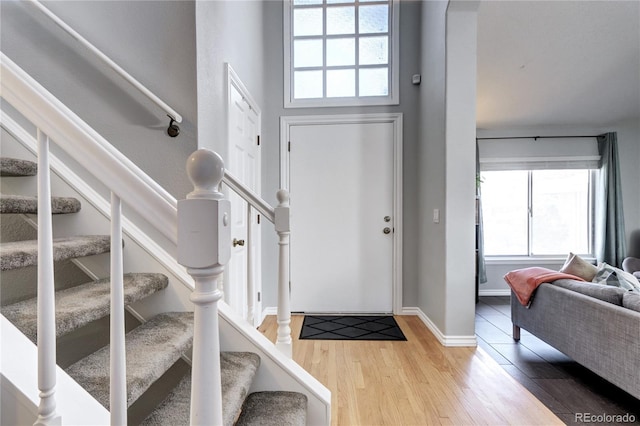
383, 227, 391, 234
384, 216, 391, 222
233, 238, 245, 247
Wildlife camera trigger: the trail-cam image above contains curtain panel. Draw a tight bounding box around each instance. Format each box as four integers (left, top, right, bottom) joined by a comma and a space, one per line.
595, 132, 626, 267
476, 142, 487, 283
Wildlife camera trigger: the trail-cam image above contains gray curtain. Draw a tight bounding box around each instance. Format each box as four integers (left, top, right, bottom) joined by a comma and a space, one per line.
595, 132, 626, 266
476, 142, 487, 283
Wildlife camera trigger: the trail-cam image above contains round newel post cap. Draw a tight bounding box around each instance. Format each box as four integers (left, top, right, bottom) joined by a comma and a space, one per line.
276, 189, 290, 206
186, 149, 225, 197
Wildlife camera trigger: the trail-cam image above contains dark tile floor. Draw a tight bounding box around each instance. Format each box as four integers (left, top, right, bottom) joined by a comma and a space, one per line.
476, 296, 640, 425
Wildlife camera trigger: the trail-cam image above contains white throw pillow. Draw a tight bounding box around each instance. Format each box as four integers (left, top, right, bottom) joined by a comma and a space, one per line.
560, 252, 598, 282
593, 262, 640, 292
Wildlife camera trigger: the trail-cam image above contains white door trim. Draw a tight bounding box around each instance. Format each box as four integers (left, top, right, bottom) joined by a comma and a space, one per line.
280, 113, 403, 314
226, 63, 262, 117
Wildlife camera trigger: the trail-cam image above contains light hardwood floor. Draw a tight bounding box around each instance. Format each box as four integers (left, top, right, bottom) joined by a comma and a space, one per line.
258, 315, 562, 426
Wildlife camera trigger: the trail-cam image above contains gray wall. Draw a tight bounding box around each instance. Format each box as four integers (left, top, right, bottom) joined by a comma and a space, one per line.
415, 0, 478, 338
195, 0, 265, 159
417, 0, 448, 328
0, 0, 197, 198
616, 118, 640, 238
260, 0, 422, 308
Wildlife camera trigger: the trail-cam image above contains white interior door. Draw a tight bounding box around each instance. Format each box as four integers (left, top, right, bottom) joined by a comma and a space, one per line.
289, 121, 395, 313
226, 70, 261, 324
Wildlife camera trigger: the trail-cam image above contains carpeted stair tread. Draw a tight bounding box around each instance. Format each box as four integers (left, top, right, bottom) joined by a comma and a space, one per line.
65, 312, 193, 409
221, 352, 261, 426
141, 352, 261, 426
0, 157, 37, 176
0, 194, 82, 214
1, 273, 168, 342
236, 391, 308, 426
0, 235, 111, 271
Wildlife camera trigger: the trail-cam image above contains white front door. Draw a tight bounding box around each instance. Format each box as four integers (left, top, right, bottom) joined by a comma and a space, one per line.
226, 67, 261, 325
288, 120, 396, 313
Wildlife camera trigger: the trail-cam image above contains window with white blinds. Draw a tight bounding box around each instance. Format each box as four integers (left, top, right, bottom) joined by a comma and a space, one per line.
478, 137, 601, 171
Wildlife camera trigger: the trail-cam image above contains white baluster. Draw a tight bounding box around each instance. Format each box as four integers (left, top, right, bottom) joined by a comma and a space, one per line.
110, 193, 127, 425
246, 206, 255, 325
274, 189, 292, 357
177, 149, 230, 426
34, 130, 61, 426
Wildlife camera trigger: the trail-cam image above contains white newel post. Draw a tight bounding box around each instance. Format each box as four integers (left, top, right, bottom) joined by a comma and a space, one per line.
35, 130, 61, 426
274, 189, 292, 357
178, 149, 230, 426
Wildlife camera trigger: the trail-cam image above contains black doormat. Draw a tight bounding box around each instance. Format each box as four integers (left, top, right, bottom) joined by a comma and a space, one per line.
299, 315, 407, 341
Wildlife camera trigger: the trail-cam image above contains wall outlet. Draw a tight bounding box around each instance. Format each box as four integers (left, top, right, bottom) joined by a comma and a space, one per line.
433, 208, 440, 223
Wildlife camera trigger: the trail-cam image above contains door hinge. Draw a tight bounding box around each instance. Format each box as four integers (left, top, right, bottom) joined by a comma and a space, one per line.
288, 141, 291, 152
257, 291, 261, 302
257, 214, 261, 224
257, 135, 260, 146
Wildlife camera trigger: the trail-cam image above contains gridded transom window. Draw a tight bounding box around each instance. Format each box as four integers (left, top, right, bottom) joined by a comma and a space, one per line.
284, 0, 399, 107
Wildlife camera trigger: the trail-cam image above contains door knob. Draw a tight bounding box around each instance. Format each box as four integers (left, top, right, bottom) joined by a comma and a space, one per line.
233, 238, 245, 247
383, 227, 391, 234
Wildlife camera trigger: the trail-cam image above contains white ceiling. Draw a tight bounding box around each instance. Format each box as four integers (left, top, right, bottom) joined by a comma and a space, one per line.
476, 0, 640, 130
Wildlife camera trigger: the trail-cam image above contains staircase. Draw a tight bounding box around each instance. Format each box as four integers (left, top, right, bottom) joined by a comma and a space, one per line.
0, 157, 308, 425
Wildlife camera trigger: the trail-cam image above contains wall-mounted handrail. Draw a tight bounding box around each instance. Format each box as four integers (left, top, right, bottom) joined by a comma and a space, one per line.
222, 172, 275, 223
25, 0, 182, 125
0, 52, 178, 245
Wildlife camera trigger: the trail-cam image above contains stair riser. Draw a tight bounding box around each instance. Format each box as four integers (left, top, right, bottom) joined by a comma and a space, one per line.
0, 259, 93, 306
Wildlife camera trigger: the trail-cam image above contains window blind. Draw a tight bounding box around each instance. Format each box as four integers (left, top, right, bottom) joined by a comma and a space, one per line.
478, 137, 600, 171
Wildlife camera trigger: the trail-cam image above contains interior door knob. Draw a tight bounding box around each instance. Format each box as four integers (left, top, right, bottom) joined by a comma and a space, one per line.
383, 227, 391, 234
233, 238, 245, 247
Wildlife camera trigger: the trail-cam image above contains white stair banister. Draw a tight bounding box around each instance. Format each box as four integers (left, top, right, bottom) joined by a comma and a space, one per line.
35, 130, 61, 426
223, 172, 275, 223
274, 190, 292, 357
177, 149, 231, 426
221, 172, 293, 357
109, 193, 127, 425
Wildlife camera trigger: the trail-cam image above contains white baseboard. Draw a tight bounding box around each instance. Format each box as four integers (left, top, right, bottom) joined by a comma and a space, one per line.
400, 308, 477, 347
478, 289, 511, 296
262, 307, 277, 318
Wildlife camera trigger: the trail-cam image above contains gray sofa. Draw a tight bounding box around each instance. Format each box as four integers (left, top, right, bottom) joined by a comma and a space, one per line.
511, 279, 640, 400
